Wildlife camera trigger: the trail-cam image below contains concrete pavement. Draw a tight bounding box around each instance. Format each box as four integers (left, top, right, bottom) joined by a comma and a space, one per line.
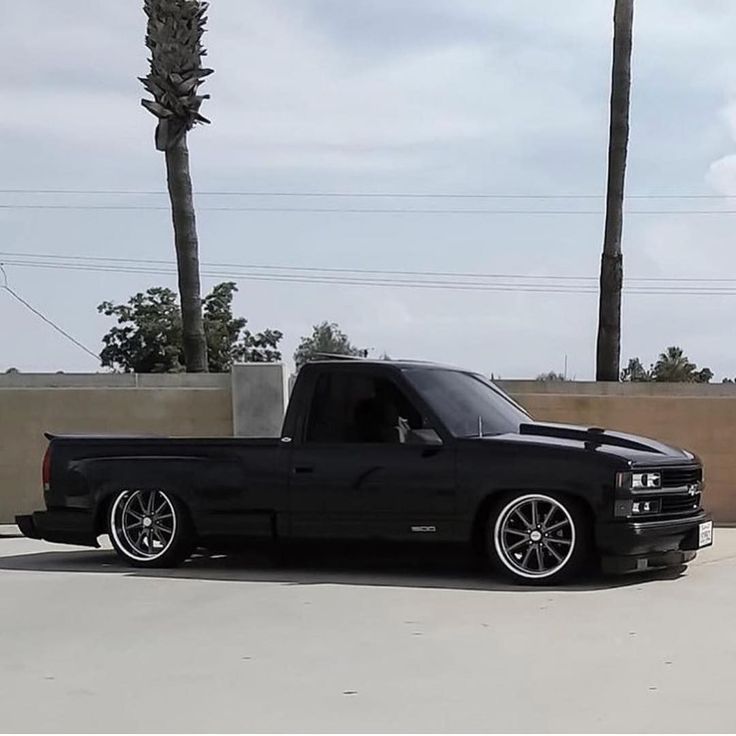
1, 530, 736, 732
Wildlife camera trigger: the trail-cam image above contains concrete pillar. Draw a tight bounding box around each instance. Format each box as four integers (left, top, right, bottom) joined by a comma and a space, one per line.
231, 363, 289, 437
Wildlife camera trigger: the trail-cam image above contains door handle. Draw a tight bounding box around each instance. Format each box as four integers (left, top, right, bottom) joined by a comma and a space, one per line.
292, 465, 314, 474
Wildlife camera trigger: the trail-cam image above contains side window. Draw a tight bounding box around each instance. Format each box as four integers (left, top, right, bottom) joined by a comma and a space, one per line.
305, 372, 354, 443
305, 372, 435, 444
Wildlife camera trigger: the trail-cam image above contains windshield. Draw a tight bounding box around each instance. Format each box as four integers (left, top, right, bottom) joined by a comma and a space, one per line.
404, 368, 531, 438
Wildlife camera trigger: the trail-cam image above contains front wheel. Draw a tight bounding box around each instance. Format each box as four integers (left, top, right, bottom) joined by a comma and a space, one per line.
108, 489, 194, 568
487, 492, 592, 585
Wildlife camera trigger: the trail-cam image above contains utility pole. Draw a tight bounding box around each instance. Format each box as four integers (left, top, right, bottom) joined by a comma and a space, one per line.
596, 0, 634, 382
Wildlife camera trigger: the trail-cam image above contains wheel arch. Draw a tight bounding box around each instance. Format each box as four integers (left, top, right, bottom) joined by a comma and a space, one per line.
94, 483, 194, 536
470, 488, 595, 550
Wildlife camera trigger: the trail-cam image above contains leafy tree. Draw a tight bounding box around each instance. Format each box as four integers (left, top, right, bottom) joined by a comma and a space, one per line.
99, 287, 183, 373
99, 282, 282, 373
535, 371, 567, 382
203, 282, 282, 369
294, 322, 367, 369
140, 0, 214, 372
4, 367, 19, 374
695, 367, 714, 384
596, 0, 634, 381
622, 347, 712, 383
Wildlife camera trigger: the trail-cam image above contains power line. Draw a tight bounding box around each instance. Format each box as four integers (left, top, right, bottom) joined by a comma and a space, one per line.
1, 250, 734, 283
2, 188, 736, 200
0, 266, 99, 361
4, 251, 601, 282
2, 259, 604, 292
4, 261, 602, 293
4, 203, 736, 215
3, 256, 736, 296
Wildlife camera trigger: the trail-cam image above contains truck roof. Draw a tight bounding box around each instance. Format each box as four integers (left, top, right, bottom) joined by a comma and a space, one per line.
303, 358, 466, 371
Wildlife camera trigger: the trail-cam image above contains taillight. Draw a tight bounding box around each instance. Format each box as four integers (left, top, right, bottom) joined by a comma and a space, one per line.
42, 445, 52, 492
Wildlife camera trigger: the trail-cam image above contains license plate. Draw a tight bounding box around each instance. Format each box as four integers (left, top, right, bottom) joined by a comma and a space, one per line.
698, 521, 713, 548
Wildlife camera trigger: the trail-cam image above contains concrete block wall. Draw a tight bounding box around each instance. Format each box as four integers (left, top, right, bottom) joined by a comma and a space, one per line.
0, 365, 291, 522
0, 373, 233, 521
231, 363, 289, 437
1, 367, 735, 524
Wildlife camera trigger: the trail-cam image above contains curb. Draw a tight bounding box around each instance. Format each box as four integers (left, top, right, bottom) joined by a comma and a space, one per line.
0, 524, 21, 538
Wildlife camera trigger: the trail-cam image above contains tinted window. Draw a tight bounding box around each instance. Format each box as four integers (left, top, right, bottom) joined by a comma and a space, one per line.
305, 372, 431, 444
404, 369, 530, 437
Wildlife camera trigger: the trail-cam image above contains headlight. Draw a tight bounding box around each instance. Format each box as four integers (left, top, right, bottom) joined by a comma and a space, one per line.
617, 471, 662, 492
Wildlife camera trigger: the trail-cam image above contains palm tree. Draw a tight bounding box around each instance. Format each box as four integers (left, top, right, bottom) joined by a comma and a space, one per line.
140, 0, 213, 372
652, 347, 712, 383
596, 0, 634, 382
653, 347, 694, 382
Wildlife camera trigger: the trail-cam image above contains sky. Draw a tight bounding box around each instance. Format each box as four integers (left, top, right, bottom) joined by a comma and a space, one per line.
3, 0, 736, 379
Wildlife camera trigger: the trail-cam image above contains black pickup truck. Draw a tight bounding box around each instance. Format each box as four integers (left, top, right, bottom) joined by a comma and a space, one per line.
17, 359, 713, 584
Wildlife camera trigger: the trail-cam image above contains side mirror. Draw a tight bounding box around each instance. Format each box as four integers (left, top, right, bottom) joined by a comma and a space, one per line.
406, 428, 443, 446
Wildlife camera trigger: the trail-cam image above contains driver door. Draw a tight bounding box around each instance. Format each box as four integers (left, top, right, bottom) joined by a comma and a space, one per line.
287, 367, 457, 540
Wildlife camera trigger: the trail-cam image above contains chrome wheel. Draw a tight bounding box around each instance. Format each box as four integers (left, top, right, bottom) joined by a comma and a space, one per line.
110, 490, 177, 562
494, 494, 576, 580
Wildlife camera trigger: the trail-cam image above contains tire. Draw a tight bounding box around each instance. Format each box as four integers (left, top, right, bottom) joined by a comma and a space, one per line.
486, 492, 592, 585
108, 489, 194, 568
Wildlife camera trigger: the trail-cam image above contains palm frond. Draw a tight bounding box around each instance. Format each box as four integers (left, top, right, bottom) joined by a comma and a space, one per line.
140, 0, 213, 151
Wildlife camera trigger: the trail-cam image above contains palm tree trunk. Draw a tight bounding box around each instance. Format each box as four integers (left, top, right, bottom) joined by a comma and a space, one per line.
164, 135, 208, 372
596, 0, 633, 382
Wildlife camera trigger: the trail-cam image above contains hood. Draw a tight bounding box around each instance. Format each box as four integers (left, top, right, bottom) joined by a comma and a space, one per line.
498, 422, 694, 466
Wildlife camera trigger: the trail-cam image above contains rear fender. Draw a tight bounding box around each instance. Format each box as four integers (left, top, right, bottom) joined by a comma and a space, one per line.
75, 455, 245, 519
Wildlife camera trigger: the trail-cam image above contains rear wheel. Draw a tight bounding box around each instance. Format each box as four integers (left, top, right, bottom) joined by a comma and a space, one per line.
487, 492, 591, 585
108, 489, 193, 568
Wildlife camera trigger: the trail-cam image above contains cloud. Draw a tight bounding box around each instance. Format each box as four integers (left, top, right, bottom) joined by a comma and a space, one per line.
4, 0, 603, 176
619, 213, 736, 378
198, 0, 604, 173
706, 99, 736, 193
4, 0, 736, 379
707, 154, 736, 194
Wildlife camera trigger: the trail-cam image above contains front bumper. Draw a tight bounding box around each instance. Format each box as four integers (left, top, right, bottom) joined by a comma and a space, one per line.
15, 510, 99, 548
596, 511, 711, 574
